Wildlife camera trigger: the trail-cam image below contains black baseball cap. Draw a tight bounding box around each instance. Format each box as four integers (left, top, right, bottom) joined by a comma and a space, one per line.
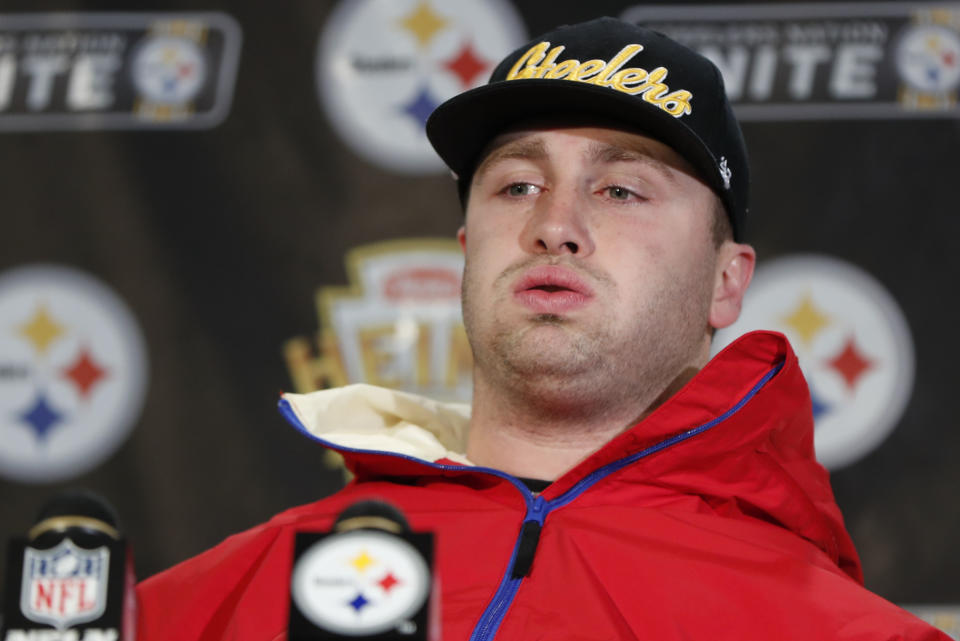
426, 17, 749, 240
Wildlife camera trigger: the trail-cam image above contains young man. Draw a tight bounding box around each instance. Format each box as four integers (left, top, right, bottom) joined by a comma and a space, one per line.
136, 17, 947, 640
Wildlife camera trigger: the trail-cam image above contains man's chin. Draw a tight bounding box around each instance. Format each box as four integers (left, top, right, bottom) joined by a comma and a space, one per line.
496, 334, 596, 378
530, 313, 566, 324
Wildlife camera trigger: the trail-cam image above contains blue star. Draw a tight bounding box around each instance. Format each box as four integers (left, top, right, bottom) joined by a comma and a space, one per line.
400, 86, 440, 128
348, 592, 370, 612
19, 393, 64, 442
926, 66, 941, 82
810, 388, 831, 422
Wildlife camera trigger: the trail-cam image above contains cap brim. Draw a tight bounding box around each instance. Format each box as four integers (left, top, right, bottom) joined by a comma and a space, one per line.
426, 78, 724, 196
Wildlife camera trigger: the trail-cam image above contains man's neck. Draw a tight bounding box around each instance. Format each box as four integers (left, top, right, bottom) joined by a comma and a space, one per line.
465, 415, 626, 480
465, 366, 699, 480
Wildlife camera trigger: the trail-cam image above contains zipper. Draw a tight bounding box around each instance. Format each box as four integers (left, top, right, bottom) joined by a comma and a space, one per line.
468, 494, 546, 641
279, 359, 784, 641
467, 360, 784, 641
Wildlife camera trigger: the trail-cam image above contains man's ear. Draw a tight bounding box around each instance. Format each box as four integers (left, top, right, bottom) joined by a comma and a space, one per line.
709, 242, 756, 329
457, 226, 467, 252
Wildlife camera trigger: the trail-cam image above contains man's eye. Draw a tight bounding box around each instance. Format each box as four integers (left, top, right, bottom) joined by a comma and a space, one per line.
505, 183, 540, 197
606, 186, 635, 200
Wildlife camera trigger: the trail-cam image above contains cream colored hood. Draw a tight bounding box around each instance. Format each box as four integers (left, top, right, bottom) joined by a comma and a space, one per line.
282, 384, 474, 465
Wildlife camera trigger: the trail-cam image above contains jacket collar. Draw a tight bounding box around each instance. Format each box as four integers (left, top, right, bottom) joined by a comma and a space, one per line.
281, 330, 862, 582
282, 330, 788, 472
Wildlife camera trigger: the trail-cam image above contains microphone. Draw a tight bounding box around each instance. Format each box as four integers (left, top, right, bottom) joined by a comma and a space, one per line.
1, 490, 137, 641
288, 500, 438, 640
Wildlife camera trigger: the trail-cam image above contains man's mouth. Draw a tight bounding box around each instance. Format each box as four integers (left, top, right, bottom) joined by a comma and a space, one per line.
512, 265, 594, 313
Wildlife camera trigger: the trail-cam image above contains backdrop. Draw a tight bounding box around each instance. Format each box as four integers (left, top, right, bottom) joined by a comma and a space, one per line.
0, 0, 957, 629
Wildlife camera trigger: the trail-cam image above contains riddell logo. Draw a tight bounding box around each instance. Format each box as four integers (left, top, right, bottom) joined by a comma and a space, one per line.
315, 0, 527, 172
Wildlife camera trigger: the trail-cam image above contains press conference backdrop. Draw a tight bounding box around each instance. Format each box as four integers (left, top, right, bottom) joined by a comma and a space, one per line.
0, 0, 957, 631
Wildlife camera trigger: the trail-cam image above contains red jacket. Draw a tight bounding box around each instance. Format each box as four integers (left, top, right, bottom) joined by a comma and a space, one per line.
137, 331, 947, 640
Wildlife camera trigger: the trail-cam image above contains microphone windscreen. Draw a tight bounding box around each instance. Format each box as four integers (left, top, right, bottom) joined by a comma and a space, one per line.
333, 499, 411, 534
34, 489, 120, 529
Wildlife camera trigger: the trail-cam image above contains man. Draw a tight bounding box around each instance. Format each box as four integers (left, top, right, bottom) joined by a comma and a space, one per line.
136, 17, 947, 640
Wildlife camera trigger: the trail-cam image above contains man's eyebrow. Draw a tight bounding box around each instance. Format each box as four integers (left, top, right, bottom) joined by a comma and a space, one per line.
473, 137, 547, 182
587, 141, 680, 186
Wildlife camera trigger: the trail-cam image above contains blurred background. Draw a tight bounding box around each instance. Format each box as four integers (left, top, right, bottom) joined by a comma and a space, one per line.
0, 0, 957, 633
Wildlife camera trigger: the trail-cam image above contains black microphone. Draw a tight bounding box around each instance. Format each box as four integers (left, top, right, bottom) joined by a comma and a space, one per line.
1, 490, 137, 641
288, 500, 438, 640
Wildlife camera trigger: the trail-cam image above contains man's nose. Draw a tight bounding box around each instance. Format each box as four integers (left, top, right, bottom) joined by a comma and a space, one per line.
519, 190, 595, 256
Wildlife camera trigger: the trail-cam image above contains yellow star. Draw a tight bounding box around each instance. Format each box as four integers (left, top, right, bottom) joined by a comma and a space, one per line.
19, 304, 66, 355
398, 1, 449, 49
349, 550, 376, 573
780, 292, 831, 346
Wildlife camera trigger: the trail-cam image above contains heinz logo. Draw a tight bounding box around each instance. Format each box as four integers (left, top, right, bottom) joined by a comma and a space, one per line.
384, 268, 461, 301
20, 540, 109, 629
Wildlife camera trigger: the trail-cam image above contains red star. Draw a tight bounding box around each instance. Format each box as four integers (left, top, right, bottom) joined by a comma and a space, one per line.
943, 50, 956, 67
443, 41, 489, 88
826, 336, 875, 391
62, 347, 108, 399
378, 572, 401, 593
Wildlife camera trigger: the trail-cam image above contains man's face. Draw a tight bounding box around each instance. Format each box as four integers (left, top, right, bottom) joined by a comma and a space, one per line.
458, 125, 745, 410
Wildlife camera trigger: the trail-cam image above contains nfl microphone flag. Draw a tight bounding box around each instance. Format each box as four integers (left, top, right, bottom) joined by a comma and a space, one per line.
1, 490, 137, 641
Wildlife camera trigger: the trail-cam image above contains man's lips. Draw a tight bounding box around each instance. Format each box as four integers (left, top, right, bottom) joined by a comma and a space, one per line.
512, 265, 594, 314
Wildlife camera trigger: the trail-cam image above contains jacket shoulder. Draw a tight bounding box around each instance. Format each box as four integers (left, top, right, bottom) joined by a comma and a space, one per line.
135, 492, 354, 641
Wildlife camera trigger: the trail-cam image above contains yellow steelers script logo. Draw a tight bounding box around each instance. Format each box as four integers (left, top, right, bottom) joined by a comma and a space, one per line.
714, 254, 914, 469
0, 265, 148, 482
506, 42, 694, 117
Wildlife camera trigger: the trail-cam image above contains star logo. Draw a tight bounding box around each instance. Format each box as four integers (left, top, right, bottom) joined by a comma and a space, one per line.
780, 293, 831, 346
397, 2, 449, 49
714, 254, 914, 470
61, 347, 109, 399
0, 265, 148, 482
348, 592, 370, 612
443, 41, 490, 88
19, 393, 64, 442
400, 85, 440, 128
826, 336, 875, 391
895, 23, 960, 95
19, 304, 66, 355
349, 550, 376, 573
131, 34, 208, 106
291, 530, 432, 635
378, 571, 401, 593
316, 0, 526, 173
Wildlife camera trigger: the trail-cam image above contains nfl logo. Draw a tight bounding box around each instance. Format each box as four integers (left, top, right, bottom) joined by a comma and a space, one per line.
19, 538, 109, 629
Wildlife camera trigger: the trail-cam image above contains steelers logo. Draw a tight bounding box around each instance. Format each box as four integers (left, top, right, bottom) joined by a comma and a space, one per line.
895, 23, 960, 94
316, 0, 526, 173
0, 265, 149, 483
714, 254, 914, 470
131, 35, 208, 104
291, 530, 431, 636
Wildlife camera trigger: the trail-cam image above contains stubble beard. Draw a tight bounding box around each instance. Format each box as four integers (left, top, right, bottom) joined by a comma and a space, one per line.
462, 256, 715, 422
